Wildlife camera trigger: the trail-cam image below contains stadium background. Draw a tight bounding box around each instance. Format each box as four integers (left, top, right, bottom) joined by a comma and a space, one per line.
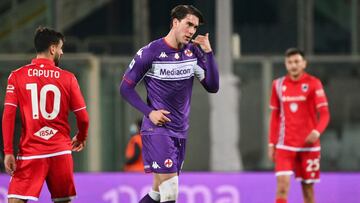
0, 0, 359, 202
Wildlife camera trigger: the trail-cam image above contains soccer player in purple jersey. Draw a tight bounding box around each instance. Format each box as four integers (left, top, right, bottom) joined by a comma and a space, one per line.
120, 5, 219, 203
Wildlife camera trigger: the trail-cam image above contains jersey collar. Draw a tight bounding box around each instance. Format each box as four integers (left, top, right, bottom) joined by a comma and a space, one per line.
287, 72, 308, 82
31, 58, 55, 67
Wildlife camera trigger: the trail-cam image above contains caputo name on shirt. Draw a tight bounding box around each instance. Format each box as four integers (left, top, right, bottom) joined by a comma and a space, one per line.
28, 68, 60, 78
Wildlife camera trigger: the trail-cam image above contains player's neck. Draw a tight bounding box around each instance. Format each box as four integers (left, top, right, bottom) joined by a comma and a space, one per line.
36, 53, 54, 61
164, 32, 183, 50
289, 72, 305, 81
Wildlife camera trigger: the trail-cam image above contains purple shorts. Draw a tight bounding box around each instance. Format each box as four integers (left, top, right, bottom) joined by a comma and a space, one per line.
141, 134, 186, 173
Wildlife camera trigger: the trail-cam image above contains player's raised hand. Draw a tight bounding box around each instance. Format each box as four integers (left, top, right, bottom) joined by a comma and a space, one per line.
71, 135, 86, 152
192, 33, 212, 53
149, 110, 171, 126
305, 130, 320, 145
4, 154, 16, 176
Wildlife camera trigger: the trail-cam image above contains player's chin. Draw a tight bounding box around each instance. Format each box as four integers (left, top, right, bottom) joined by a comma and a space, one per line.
183, 39, 190, 44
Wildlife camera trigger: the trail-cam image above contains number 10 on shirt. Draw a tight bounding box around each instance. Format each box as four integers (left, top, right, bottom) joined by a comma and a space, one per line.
26, 83, 61, 120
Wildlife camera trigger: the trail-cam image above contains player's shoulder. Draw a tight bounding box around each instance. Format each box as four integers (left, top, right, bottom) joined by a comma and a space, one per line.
8, 63, 34, 78
272, 76, 286, 84
137, 39, 162, 55
305, 73, 322, 84
52, 66, 76, 81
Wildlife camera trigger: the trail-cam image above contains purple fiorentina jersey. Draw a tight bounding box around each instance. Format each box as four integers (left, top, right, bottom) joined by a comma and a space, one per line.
123, 38, 216, 139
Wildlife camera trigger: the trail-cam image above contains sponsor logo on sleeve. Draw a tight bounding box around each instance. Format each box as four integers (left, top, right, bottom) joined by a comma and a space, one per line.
6, 84, 15, 93
129, 59, 136, 69
6, 85, 14, 90
316, 89, 325, 97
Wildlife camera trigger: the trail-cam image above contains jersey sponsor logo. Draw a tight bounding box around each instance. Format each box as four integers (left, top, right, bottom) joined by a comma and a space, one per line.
28, 68, 60, 78
6, 84, 15, 93
301, 83, 309, 92
281, 95, 306, 102
147, 60, 196, 80
184, 49, 193, 57
290, 102, 298, 112
159, 52, 168, 58
129, 59, 135, 69
164, 159, 173, 168
159, 68, 191, 76
34, 126, 58, 140
316, 89, 325, 97
6, 84, 15, 90
152, 161, 161, 169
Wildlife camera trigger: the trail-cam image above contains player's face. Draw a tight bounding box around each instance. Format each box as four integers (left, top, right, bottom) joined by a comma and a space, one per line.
53, 40, 64, 66
173, 14, 199, 45
285, 54, 307, 79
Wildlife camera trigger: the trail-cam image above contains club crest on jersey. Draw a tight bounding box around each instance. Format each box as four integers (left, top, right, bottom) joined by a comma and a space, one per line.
184, 49, 193, 57
282, 85, 287, 92
290, 102, 298, 113
34, 126, 58, 140
301, 83, 309, 92
164, 159, 173, 168
174, 53, 180, 60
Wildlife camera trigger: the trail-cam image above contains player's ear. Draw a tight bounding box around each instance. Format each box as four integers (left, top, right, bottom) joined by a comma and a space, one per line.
172, 18, 179, 28
49, 45, 56, 55
303, 59, 307, 68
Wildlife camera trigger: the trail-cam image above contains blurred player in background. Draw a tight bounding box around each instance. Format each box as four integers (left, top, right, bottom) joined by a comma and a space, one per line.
120, 4, 219, 203
268, 48, 330, 203
2, 27, 89, 203
124, 119, 144, 172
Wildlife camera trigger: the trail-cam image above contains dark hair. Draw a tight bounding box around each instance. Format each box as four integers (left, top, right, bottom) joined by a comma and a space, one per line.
34, 26, 65, 53
285, 47, 305, 58
170, 5, 204, 27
